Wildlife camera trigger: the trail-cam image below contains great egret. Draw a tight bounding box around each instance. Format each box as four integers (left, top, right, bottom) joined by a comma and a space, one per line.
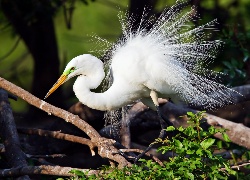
45, 4, 236, 124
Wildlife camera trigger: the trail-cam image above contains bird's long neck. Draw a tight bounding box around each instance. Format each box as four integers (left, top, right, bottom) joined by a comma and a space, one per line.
73, 64, 130, 111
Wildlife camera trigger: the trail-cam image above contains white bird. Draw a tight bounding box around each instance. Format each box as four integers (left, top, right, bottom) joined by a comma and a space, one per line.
45, 3, 237, 117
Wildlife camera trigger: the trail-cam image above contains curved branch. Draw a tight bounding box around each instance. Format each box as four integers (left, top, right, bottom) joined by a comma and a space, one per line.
0, 77, 130, 167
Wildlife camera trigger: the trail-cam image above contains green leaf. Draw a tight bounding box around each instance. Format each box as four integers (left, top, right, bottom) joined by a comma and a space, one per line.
69, 169, 86, 177
95, 111, 238, 179
200, 138, 215, 149
166, 126, 175, 131
174, 139, 183, 149
186, 172, 194, 180
178, 126, 184, 132
196, 148, 203, 156
216, 140, 223, 149
187, 111, 195, 117
222, 133, 231, 142
186, 149, 195, 154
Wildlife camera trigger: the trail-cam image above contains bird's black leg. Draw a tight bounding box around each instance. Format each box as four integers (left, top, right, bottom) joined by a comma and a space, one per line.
134, 119, 168, 162
156, 106, 173, 126
134, 91, 173, 163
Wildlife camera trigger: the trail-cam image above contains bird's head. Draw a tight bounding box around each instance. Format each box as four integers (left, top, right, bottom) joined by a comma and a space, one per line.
44, 54, 100, 99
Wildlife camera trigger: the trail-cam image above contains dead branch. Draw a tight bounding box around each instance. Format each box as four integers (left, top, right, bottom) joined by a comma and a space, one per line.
206, 114, 250, 149
1, 76, 250, 175
0, 88, 30, 180
26, 153, 66, 159
230, 161, 250, 169
0, 165, 99, 177
159, 101, 250, 149
0, 77, 130, 167
120, 100, 250, 151
18, 127, 96, 156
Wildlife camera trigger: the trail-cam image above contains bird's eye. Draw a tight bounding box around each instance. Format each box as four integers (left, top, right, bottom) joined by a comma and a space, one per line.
70, 67, 75, 72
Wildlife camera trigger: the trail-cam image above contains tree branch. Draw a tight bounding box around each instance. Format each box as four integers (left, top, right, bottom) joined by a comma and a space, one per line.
160, 101, 250, 149
0, 88, 30, 179
0, 77, 130, 167
17, 127, 96, 155
0, 165, 99, 177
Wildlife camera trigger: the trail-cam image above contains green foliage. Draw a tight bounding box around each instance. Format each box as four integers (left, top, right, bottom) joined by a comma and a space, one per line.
219, 29, 250, 86
66, 112, 237, 180
155, 111, 235, 179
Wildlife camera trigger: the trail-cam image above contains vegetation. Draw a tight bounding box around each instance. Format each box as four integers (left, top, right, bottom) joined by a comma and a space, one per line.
67, 112, 239, 179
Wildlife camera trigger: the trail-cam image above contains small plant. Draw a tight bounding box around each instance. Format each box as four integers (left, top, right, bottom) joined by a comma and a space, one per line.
155, 111, 235, 179
66, 112, 236, 180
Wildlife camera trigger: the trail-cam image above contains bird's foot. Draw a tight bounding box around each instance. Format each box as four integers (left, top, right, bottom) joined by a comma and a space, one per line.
133, 128, 167, 163
156, 106, 173, 126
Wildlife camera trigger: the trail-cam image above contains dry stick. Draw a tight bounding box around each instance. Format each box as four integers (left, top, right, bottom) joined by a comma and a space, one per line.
206, 114, 250, 149
26, 154, 66, 159
0, 77, 129, 167
159, 101, 250, 149
230, 161, 250, 170
0, 165, 99, 177
0, 88, 30, 180
18, 127, 96, 156
125, 101, 250, 150
0, 143, 65, 160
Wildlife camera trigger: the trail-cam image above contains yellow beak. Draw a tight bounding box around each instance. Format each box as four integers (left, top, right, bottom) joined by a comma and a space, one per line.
44, 74, 67, 99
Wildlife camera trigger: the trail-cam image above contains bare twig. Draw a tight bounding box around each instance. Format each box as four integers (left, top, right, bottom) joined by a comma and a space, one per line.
219, 160, 250, 171
18, 127, 96, 156
230, 161, 250, 170
26, 154, 66, 159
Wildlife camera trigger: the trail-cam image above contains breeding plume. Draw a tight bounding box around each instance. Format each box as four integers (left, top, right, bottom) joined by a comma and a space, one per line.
45, 3, 236, 113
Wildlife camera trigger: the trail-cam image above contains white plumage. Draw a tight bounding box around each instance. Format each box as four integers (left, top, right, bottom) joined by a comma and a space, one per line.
45, 3, 236, 111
